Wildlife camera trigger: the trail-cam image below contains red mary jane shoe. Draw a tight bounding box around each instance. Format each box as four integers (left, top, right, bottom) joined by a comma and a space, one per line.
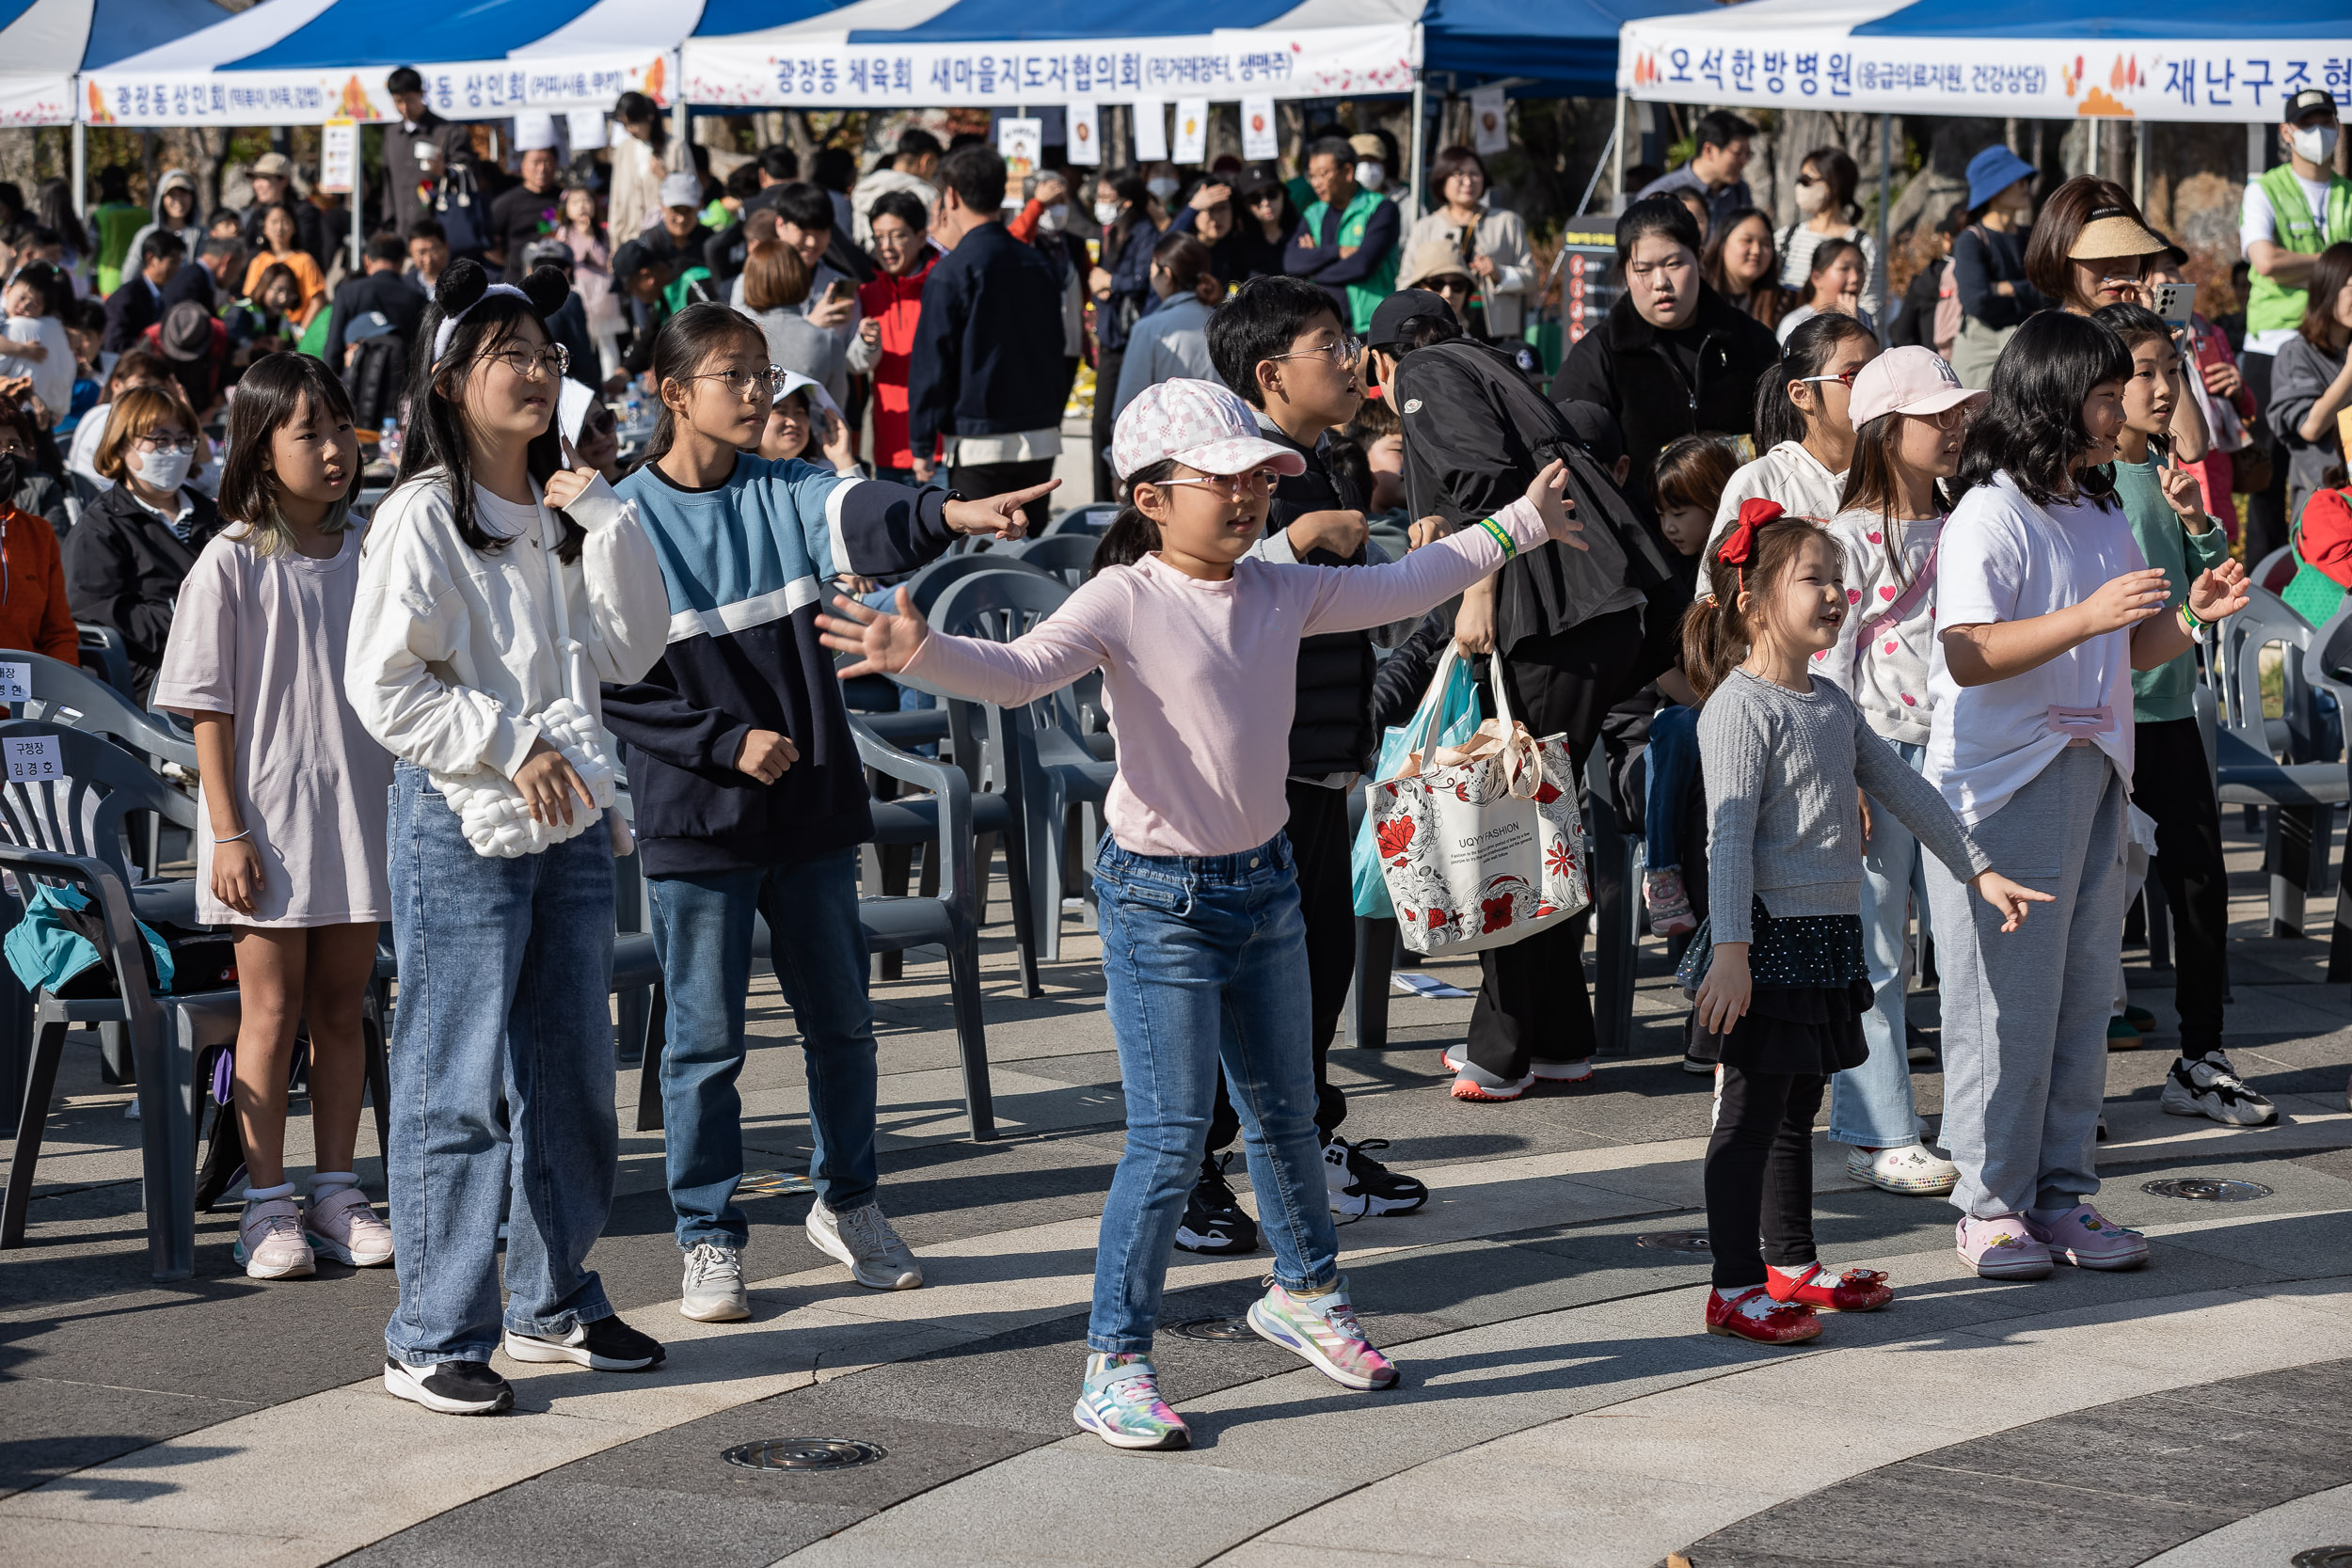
1765, 1263, 1893, 1313
1704, 1286, 1822, 1345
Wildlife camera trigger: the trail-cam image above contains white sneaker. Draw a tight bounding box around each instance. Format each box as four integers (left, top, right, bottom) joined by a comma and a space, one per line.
806, 1199, 923, 1290
679, 1241, 751, 1322
2160, 1052, 2278, 1128
1845, 1143, 1960, 1196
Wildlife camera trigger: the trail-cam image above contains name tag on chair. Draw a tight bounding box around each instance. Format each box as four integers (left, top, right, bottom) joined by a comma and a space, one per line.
6, 734, 59, 783
0, 662, 29, 705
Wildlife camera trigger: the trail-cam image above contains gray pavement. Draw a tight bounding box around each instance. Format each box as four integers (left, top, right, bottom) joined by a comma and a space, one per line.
3, 819, 2349, 1568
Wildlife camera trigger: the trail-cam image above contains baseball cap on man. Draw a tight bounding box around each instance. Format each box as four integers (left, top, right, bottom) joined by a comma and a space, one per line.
660, 173, 703, 210
1366, 288, 1454, 354
1849, 345, 1986, 428
1111, 379, 1308, 483
249, 151, 293, 178
2285, 87, 2340, 124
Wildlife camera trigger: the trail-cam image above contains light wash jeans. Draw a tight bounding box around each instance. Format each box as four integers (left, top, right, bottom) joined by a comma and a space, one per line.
1830, 740, 1935, 1149
1088, 833, 1341, 1354
649, 848, 879, 1250
383, 763, 621, 1367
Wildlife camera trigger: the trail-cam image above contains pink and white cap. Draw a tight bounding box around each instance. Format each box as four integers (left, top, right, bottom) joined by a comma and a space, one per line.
1850, 346, 1986, 428
1110, 378, 1308, 483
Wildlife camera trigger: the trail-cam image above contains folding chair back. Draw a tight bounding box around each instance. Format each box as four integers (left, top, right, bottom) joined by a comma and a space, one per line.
0, 720, 194, 881
0, 648, 197, 769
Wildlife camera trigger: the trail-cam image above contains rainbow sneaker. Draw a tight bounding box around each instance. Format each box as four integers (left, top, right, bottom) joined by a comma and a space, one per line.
1073, 1354, 1189, 1450
1247, 1277, 1400, 1390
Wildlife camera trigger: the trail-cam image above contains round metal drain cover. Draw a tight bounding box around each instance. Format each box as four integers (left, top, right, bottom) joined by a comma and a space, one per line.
2290, 1548, 2352, 1568
2141, 1178, 2274, 1202
722, 1438, 887, 1472
1169, 1316, 1259, 1341
1636, 1231, 1712, 1253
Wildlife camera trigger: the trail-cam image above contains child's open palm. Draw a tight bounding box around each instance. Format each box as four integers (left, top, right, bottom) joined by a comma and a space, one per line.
2186, 557, 2250, 626
1522, 459, 1587, 550
818, 589, 930, 677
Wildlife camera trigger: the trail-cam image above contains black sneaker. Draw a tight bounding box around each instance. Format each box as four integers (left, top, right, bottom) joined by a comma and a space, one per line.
383, 1356, 513, 1415
2160, 1052, 2279, 1127
1174, 1154, 1259, 1255
1324, 1135, 1429, 1217
502, 1314, 666, 1371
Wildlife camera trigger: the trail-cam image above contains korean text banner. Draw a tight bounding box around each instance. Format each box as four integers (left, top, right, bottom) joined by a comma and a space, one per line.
1619, 20, 2349, 123
684, 24, 1417, 108
84, 51, 672, 125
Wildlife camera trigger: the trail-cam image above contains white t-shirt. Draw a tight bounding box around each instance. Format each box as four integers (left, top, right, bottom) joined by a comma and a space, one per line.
1925, 472, 2145, 824
1698, 440, 1848, 600
2240, 174, 2334, 356
4, 315, 72, 419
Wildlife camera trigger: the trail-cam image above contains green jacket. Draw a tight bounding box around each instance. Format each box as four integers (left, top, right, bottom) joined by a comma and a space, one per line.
1297, 189, 1399, 334
2117, 454, 2229, 723
2247, 163, 2352, 340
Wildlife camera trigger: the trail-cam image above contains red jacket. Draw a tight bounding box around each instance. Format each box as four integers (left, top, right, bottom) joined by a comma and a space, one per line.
857, 251, 938, 471
0, 500, 83, 665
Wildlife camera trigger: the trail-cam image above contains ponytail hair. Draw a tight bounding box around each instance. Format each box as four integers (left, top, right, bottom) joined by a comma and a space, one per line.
1152, 230, 1224, 307
644, 301, 770, 466
1677, 500, 1838, 699
1753, 310, 1876, 450
1089, 458, 1178, 576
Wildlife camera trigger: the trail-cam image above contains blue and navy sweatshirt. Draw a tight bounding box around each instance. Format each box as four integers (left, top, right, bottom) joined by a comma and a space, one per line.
602, 456, 958, 876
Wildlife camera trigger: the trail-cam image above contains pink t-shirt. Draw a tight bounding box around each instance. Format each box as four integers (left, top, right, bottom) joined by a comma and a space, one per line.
905, 498, 1553, 858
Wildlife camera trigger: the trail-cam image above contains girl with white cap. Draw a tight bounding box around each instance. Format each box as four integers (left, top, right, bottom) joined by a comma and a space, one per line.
1813, 346, 1986, 1198
818, 378, 1588, 1450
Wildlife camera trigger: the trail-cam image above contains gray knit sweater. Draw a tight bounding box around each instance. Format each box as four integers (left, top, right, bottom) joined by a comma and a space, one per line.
1697, 668, 1993, 946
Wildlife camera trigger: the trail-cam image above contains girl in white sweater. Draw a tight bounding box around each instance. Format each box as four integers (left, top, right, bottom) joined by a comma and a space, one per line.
346, 261, 671, 1417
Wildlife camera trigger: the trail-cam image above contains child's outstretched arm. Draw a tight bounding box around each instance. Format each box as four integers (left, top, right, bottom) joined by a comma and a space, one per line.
817, 585, 1110, 708
1940, 564, 2175, 687
1851, 717, 2053, 930
1299, 461, 1586, 639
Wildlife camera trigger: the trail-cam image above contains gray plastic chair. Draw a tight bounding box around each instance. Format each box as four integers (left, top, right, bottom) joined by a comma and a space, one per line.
1003, 532, 1099, 588
72, 625, 135, 700
2300, 598, 2352, 980
1043, 503, 1118, 538
2213, 588, 2345, 938
1, 648, 197, 770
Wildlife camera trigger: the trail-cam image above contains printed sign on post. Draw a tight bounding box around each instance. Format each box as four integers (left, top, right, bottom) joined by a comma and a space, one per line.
318, 118, 358, 195
1132, 99, 1168, 163
566, 109, 608, 150
1171, 98, 1208, 165
0, 662, 28, 705
1067, 101, 1101, 166
995, 117, 1043, 204
7, 734, 59, 784
1241, 96, 1279, 160
1470, 85, 1509, 156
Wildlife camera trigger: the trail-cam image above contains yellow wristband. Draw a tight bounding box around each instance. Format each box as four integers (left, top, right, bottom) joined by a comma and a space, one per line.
1475, 515, 1516, 562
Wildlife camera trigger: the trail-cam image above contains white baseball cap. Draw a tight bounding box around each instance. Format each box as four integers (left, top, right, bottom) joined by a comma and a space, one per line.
1110, 378, 1306, 483
660, 172, 702, 210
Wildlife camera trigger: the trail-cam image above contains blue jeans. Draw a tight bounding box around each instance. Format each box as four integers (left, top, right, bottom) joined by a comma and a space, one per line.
1644, 704, 1699, 870
649, 849, 879, 1249
1829, 740, 1934, 1148
1089, 833, 1341, 1355
383, 763, 620, 1367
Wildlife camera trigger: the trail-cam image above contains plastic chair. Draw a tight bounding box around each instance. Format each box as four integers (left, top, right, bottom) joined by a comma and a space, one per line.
634, 718, 1000, 1140
925, 570, 1115, 963
904, 551, 1061, 616
1003, 532, 1099, 588
0, 722, 251, 1279
1043, 504, 1118, 538
2300, 599, 2352, 979
2213, 588, 2345, 938
72, 625, 136, 700
1, 648, 197, 770
2254, 545, 2299, 594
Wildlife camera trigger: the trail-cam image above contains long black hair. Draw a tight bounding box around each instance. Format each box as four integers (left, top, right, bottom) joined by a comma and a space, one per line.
644, 301, 768, 466
391, 258, 584, 561
1090, 458, 1179, 575
1955, 309, 2133, 510
217, 352, 360, 555
1753, 311, 1876, 450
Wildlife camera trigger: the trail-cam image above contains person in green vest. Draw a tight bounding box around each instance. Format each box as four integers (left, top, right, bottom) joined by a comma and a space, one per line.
1283, 136, 1400, 336
2240, 87, 2352, 561
89, 166, 150, 298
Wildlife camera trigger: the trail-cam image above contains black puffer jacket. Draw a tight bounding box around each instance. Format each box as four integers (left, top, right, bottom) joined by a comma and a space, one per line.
62, 481, 224, 693
1260, 420, 1375, 779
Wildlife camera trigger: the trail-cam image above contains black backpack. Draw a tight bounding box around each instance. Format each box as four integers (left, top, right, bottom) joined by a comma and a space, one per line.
344, 333, 410, 433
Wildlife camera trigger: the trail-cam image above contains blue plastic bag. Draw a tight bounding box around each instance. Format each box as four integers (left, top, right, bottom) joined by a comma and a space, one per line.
1352, 646, 1483, 918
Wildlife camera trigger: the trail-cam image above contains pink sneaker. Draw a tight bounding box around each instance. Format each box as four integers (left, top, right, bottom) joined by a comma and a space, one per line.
1644, 867, 1697, 935
2022, 1204, 2148, 1271
1247, 1278, 1400, 1390
235, 1196, 316, 1279
1955, 1213, 2052, 1280
307, 1186, 396, 1267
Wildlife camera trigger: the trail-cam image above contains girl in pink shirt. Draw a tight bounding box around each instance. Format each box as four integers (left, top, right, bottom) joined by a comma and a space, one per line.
819, 379, 1584, 1451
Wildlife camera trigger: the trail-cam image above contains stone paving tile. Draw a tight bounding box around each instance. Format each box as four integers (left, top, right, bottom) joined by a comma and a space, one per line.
2138, 1481, 2352, 1567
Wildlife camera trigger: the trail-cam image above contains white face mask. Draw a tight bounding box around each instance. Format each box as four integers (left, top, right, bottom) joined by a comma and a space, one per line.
135, 447, 192, 493
1794, 181, 1831, 215
1356, 162, 1386, 192
1146, 176, 1180, 201
1093, 200, 1122, 227
1038, 203, 1069, 232
2292, 123, 2340, 164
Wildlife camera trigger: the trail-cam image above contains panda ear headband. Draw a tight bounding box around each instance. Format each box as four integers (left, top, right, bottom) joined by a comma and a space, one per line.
429, 259, 573, 369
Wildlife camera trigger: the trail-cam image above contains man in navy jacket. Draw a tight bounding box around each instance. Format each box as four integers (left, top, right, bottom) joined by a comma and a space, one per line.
904, 145, 1066, 531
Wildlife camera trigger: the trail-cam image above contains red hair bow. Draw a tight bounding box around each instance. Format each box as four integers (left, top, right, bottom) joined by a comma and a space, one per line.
1718, 498, 1784, 592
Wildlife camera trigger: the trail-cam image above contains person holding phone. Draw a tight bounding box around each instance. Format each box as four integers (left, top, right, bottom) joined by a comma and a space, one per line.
737, 239, 848, 411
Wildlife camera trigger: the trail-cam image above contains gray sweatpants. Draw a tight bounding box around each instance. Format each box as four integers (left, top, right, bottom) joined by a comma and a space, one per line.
1923, 746, 2127, 1219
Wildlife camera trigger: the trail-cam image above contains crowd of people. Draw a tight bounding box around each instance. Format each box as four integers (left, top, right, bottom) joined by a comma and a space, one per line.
0, 80, 2346, 1448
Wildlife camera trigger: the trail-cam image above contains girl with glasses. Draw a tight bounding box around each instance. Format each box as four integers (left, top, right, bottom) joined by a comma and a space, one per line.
1703, 312, 1880, 570
64, 383, 221, 698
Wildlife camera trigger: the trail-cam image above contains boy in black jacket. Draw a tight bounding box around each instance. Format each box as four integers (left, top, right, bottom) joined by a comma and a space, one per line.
1180, 276, 1429, 1257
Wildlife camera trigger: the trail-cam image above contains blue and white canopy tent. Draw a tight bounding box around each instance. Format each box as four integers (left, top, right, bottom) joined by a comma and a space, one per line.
0, 0, 226, 125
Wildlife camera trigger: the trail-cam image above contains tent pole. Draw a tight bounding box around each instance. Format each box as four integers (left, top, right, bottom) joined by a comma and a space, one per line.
71, 121, 86, 219
2087, 118, 2101, 181
672, 98, 689, 167
2133, 122, 2147, 213
1875, 112, 1890, 307
352, 129, 365, 277
1612, 92, 1628, 214
1407, 69, 1426, 219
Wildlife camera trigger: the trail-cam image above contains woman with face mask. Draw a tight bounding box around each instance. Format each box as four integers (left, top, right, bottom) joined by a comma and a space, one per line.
1775, 148, 1883, 323
63, 384, 224, 698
